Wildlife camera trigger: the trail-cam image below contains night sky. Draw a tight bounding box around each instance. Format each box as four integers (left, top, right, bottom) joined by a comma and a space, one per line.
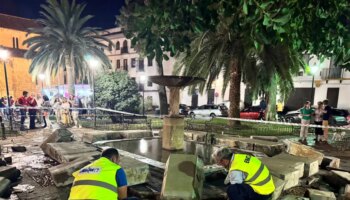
0, 0, 125, 29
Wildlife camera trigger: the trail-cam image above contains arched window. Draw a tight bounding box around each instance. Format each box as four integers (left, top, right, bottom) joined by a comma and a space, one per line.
116, 41, 120, 50
121, 40, 128, 54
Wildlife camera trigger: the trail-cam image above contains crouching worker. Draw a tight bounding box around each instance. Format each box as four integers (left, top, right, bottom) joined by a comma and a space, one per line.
213, 148, 275, 200
69, 148, 137, 200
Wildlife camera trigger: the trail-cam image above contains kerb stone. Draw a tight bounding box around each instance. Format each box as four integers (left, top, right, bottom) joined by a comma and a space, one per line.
250, 136, 279, 142
274, 152, 319, 177
161, 154, 204, 200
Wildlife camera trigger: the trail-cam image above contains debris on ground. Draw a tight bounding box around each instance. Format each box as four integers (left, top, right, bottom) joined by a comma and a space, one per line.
11, 146, 26, 152
12, 184, 35, 193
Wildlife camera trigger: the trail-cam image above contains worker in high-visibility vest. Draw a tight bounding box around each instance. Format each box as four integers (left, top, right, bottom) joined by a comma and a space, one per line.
69, 148, 130, 200
212, 148, 275, 200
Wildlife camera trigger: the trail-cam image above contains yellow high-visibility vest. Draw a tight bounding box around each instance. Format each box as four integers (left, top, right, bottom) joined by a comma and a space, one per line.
229, 154, 275, 195
69, 157, 121, 200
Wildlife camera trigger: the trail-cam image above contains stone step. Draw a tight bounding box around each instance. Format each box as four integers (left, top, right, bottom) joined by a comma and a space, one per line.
161, 154, 204, 200
274, 153, 319, 178
307, 189, 336, 200
44, 142, 99, 163
260, 157, 301, 189
283, 140, 324, 165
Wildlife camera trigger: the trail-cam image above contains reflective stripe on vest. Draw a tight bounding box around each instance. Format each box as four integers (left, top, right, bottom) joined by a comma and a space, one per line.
69, 157, 121, 200
230, 154, 275, 195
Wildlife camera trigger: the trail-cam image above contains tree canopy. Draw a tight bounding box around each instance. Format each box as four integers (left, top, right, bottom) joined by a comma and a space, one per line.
24, 0, 112, 95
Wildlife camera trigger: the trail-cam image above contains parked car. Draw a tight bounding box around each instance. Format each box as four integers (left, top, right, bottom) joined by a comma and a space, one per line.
189, 104, 228, 118
240, 106, 265, 120
284, 108, 349, 126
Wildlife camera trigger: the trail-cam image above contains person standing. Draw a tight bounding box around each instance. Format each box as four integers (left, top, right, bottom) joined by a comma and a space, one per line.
69, 95, 81, 128
212, 148, 275, 200
276, 100, 284, 119
52, 97, 61, 124
322, 99, 332, 143
27, 93, 38, 129
314, 101, 324, 144
61, 97, 71, 126
36, 94, 43, 125
41, 95, 51, 129
299, 101, 313, 144
16, 91, 29, 131
69, 148, 129, 200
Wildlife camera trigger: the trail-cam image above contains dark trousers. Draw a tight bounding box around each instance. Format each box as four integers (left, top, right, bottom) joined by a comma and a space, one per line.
227, 184, 272, 200
314, 121, 323, 135
42, 116, 47, 128
29, 110, 36, 129
20, 110, 26, 126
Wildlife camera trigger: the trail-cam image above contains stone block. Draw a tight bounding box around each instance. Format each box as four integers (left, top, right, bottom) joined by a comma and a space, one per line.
0, 177, 10, 198
231, 148, 268, 158
44, 142, 99, 163
260, 157, 300, 189
329, 170, 350, 187
307, 189, 336, 200
271, 176, 286, 200
184, 131, 206, 142
162, 117, 185, 150
161, 154, 204, 200
321, 156, 340, 169
274, 153, 319, 177
250, 136, 279, 142
40, 128, 73, 152
261, 156, 304, 178
0, 166, 21, 182
284, 140, 324, 165
49, 156, 94, 187
119, 156, 150, 186
80, 130, 153, 143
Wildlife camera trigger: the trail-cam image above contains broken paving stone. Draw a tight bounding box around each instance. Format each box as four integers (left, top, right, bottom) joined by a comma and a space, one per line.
330, 170, 350, 187
40, 128, 73, 152
307, 189, 336, 200
284, 140, 324, 165
0, 177, 10, 198
11, 146, 26, 152
12, 184, 35, 193
161, 154, 204, 200
321, 156, 340, 169
250, 136, 279, 142
4, 157, 11, 165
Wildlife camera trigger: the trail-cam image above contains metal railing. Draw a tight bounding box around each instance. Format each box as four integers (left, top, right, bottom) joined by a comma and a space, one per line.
320, 67, 344, 80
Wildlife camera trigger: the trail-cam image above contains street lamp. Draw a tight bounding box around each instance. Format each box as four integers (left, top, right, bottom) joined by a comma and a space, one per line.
310, 63, 318, 105
140, 75, 147, 116
0, 48, 12, 131
87, 56, 99, 128
38, 73, 45, 93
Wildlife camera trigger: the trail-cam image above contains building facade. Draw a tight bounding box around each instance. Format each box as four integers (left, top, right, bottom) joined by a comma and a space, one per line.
0, 13, 41, 98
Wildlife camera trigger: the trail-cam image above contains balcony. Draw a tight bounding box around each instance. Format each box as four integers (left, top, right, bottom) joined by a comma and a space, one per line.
121, 47, 128, 54
320, 67, 344, 80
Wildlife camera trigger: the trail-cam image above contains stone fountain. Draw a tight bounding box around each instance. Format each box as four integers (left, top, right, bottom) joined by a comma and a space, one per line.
148, 76, 205, 150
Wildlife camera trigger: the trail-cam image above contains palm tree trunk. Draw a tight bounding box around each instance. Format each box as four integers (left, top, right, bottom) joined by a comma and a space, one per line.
266, 75, 278, 121
228, 57, 241, 126
66, 56, 75, 96
156, 59, 168, 115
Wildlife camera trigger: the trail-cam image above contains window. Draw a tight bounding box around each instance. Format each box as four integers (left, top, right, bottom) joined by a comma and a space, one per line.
64, 74, 67, 84
16, 38, 19, 48
123, 59, 128, 71
131, 77, 136, 81
121, 40, 128, 54
116, 41, 120, 50
116, 60, 120, 69
131, 58, 136, 68
139, 83, 144, 91
147, 81, 152, 87
147, 58, 153, 66
138, 58, 144, 72
12, 37, 15, 48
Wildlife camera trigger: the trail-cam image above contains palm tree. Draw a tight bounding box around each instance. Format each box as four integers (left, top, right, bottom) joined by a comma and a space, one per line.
23, 0, 112, 95
176, 26, 302, 124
